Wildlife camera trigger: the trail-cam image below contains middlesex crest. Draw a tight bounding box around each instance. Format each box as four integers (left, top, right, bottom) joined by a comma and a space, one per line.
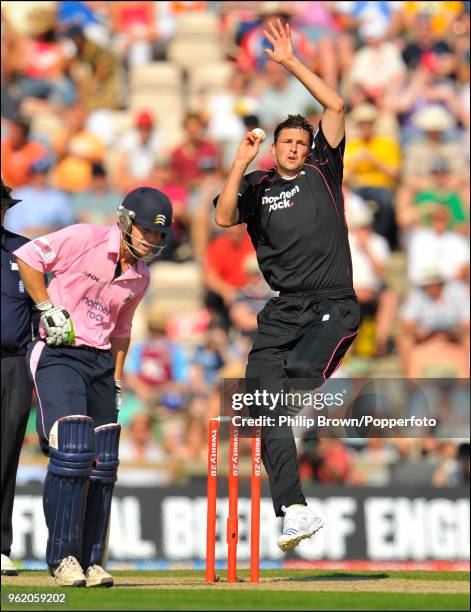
154, 214, 166, 226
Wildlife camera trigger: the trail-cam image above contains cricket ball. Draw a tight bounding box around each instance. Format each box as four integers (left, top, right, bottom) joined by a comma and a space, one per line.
251, 128, 266, 142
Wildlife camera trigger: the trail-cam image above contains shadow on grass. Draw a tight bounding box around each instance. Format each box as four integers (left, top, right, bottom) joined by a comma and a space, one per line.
273, 573, 389, 583
115, 582, 201, 588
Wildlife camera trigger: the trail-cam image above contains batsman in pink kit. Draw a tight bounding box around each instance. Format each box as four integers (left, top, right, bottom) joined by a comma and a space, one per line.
14, 188, 173, 587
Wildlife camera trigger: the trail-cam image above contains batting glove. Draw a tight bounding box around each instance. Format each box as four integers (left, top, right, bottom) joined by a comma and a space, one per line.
36, 300, 75, 346
115, 380, 122, 411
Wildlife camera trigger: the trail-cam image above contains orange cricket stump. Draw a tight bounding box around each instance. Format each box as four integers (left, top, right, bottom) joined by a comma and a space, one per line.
226, 420, 239, 583
205, 417, 220, 583
250, 426, 262, 583
205, 416, 261, 584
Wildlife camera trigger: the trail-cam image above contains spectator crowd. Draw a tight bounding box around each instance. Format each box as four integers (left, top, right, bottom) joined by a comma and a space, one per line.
1, 0, 469, 487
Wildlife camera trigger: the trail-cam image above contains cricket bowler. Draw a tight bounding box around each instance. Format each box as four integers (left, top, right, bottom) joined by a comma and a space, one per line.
13, 187, 173, 586
214, 20, 360, 551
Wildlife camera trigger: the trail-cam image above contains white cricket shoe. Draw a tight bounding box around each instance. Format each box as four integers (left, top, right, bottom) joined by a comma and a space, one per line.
85, 565, 114, 588
1, 554, 18, 575
277, 504, 324, 552
49, 556, 86, 587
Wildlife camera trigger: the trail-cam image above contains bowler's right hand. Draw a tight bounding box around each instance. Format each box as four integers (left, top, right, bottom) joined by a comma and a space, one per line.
234, 131, 263, 168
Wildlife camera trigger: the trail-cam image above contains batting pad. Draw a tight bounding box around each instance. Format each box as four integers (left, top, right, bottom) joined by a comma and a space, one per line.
81, 423, 121, 569
44, 415, 95, 568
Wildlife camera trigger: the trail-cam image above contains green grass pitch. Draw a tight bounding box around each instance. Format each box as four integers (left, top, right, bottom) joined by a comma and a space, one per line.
1, 570, 469, 611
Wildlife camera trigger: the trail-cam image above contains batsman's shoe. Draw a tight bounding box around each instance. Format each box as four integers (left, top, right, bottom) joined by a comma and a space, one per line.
1, 554, 18, 576
277, 504, 323, 552
49, 556, 86, 587
85, 565, 114, 588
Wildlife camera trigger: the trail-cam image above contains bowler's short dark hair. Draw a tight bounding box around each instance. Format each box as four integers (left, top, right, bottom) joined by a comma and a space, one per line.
274, 114, 314, 148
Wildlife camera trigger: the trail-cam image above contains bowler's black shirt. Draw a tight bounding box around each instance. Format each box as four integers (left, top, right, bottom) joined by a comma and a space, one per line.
1, 228, 34, 350
216, 123, 354, 295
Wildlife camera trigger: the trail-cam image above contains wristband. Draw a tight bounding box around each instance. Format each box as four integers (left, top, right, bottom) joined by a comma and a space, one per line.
36, 300, 54, 312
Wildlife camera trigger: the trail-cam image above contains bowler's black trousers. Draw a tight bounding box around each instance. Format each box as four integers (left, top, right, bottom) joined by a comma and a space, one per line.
246, 289, 360, 516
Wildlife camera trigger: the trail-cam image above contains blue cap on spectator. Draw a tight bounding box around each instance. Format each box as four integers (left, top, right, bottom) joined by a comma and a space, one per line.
161, 392, 185, 411
30, 157, 53, 174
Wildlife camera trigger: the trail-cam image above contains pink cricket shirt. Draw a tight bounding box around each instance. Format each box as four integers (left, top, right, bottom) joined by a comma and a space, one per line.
13, 224, 150, 349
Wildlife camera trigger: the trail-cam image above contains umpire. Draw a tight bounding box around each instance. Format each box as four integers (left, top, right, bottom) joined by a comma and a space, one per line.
1, 180, 34, 575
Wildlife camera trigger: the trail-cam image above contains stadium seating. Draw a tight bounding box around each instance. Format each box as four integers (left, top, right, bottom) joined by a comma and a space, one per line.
167, 38, 224, 71
188, 62, 234, 94
149, 262, 204, 314
174, 12, 220, 37
129, 62, 183, 91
